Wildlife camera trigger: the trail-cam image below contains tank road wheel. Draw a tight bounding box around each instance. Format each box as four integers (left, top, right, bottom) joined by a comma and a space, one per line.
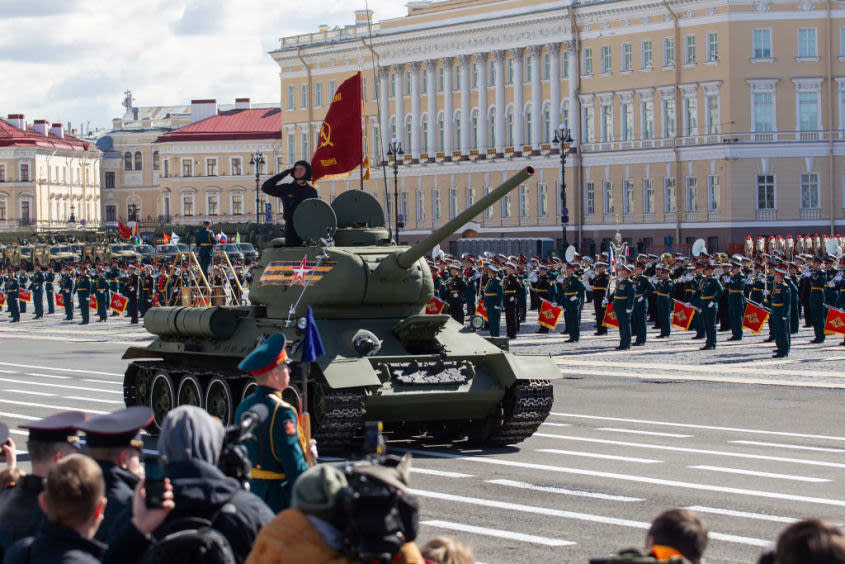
134, 367, 153, 406
309, 379, 367, 454
177, 375, 203, 408
241, 381, 257, 402
205, 377, 233, 426
150, 372, 176, 430
483, 380, 554, 448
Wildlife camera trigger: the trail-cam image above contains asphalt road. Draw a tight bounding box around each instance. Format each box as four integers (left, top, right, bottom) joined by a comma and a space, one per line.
1, 308, 844, 563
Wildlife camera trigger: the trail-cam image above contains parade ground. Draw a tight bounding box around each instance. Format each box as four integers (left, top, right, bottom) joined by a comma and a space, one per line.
1, 305, 844, 563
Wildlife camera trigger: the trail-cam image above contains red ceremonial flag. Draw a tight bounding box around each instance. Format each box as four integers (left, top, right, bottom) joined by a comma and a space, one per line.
89, 295, 98, 311
56, 293, 65, 308
193, 296, 210, 307
117, 221, 132, 239
310, 72, 365, 183
152, 294, 160, 307
0, 292, 6, 307
538, 299, 563, 330
425, 296, 447, 315
109, 293, 128, 315
475, 302, 487, 321
742, 302, 770, 334
671, 300, 696, 331
602, 301, 619, 330
163, 232, 170, 244
17, 288, 32, 303
824, 306, 845, 336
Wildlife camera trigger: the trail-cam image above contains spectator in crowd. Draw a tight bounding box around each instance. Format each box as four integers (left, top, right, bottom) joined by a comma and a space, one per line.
0, 421, 23, 493
646, 509, 708, 564
420, 537, 475, 564
770, 519, 845, 564
106, 405, 273, 564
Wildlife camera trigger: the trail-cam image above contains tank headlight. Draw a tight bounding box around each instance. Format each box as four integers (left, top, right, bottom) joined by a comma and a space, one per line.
470, 315, 484, 329
296, 317, 308, 330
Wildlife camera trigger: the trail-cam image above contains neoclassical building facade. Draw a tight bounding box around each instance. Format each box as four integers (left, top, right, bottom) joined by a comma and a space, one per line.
271, 0, 845, 253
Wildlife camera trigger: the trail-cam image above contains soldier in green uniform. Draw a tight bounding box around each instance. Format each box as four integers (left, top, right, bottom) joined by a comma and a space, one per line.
561, 262, 586, 342
533, 264, 554, 333
17, 270, 28, 314
784, 262, 800, 335
770, 266, 791, 358
95, 267, 109, 322
726, 261, 746, 341
697, 262, 723, 350
654, 264, 674, 338
632, 261, 654, 346
613, 264, 635, 350
483, 265, 503, 337
60, 266, 74, 320
235, 333, 309, 513
809, 257, 827, 343
75, 267, 91, 325
690, 262, 706, 340
29, 264, 44, 319
503, 263, 522, 339
107, 260, 120, 316
445, 264, 468, 324
3, 268, 20, 323
591, 261, 610, 335
195, 219, 217, 279
44, 265, 55, 315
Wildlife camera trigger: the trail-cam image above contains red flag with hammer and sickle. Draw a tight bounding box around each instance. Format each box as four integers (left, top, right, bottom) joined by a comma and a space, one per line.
824, 306, 845, 336
742, 301, 770, 334
602, 301, 619, 330
310, 72, 365, 183
425, 296, 447, 315
671, 300, 696, 331
538, 299, 563, 330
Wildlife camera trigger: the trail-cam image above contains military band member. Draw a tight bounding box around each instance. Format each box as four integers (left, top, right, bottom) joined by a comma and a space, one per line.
140, 266, 155, 317
503, 262, 521, 339
614, 264, 635, 350
534, 264, 555, 333
770, 266, 791, 358
29, 264, 44, 319
445, 264, 468, 324
718, 263, 732, 332
784, 263, 800, 335
654, 265, 674, 338
107, 261, 120, 316
3, 268, 20, 323
697, 262, 723, 350
691, 262, 706, 340
591, 261, 610, 336
483, 265, 503, 338
95, 267, 109, 322
561, 262, 586, 342
75, 268, 91, 325
44, 264, 55, 315
726, 261, 746, 341
61, 266, 74, 321
127, 265, 140, 325
809, 257, 827, 343
632, 261, 654, 346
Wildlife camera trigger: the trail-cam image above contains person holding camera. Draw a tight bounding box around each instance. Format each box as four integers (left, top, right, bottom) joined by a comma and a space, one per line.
260, 160, 318, 247
235, 333, 310, 514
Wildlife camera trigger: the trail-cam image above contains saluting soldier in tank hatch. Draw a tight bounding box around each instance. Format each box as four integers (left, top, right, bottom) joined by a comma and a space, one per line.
261, 160, 318, 247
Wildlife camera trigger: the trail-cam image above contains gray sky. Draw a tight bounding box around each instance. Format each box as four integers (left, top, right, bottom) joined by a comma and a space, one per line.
0, 0, 406, 134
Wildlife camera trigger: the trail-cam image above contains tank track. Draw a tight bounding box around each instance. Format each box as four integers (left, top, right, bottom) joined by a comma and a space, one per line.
485, 379, 554, 447
311, 388, 367, 453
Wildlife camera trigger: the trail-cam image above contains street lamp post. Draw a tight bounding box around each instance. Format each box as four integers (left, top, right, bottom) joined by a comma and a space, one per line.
553, 125, 575, 253
249, 149, 265, 224
387, 137, 404, 244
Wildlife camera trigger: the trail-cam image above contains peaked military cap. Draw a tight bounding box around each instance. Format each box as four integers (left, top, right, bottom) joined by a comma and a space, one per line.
485, 264, 499, 273
21, 411, 86, 444
595, 261, 608, 267
76, 406, 153, 449
619, 263, 633, 272
238, 333, 290, 376
202, 218, 212, 225
773, 266, 787, 275
656, 264, 669, 271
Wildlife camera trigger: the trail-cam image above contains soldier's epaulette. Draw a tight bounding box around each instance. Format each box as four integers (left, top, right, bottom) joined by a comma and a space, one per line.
268, 392, 295, 411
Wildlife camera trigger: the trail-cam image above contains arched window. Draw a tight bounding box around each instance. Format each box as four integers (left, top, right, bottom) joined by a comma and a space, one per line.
436, 113, 444, 152
471, 109, 479, 150
543, 102, 552, 144
134, 151, 142, 171
506, 108, 514, 147
404, 116, 412, 152
124, 152, 132, 171
152, 151, 160, 171
524, 105, 532, 145
454, 110, 462, 150
488, 109, 496, 148
421, 115, 429, 154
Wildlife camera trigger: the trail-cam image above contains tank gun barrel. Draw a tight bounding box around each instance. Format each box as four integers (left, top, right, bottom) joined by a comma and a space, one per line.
396, 166, 535, 269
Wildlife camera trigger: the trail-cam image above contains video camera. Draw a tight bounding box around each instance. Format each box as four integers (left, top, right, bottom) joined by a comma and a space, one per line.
217, 404, 268, 485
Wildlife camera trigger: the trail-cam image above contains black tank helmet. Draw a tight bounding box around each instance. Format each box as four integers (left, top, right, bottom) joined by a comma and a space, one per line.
293, 160, 313, 181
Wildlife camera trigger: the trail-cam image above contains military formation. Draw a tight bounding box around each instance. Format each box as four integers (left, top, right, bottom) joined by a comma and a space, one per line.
429, 242, 845, 358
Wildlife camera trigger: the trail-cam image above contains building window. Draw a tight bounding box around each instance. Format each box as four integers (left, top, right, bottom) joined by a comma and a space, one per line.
329, 79, 337, 99
621, 43, 632, 72
104, 205, 116, 222
707, 175, 720, 211
519, 185, 529, 217
403, 72, 411, 96
543, 103, 551, 144
642, 100, 654, 139
454, 64, 460, 89
562, 100, 570, 131
753, 29, 772, 60
231, 192, 243, 215
506, 108, 514, 147
798, 91, 819, 131
600, 46, 611, 74
684, 35, 696, 65
437, 67, 444, 92
416, 190, 424, 221
400, 192, 408, 222
583, 105, 595, 143
684, 96, 698, 136
471, 63, 478, 89
685, 177, 698, 212
506, 58, 514, 84
437, 114, 445, 151
449, 187, 457, 219
20, 165, 30, 182
561, 51, 569, 78
471, 110, 479, 149
432, 188, 441, 220
315, 83, 323, 107
301, 132, 309, 160
603, 181, 614, 214
231, 157, 242, 176
583, 48, 593, 76
707, 33, 718, 62
104, 171, 115, 188
207, 193, 219, 216
623, 180, 634, 215
163, 160, 169, 178
482, 186, 492, 219
124, 152, 132, 171
753, 92, 774, 132
706, 94, 721, 134
276, 156, 284, 174
300, 85, 307, 108
420, 69, 427, 95
287, 86, 295, 109
422, 116, 429, 154
455, 111, 462, 150
600, 104, 612, 142
663, 37, 675, 67
524, 107, 531, 145
182, 159, 193, 177
0, 164, 5, 182
584, 182, 595, 216
287, 133, 296, 163
642, 40, 653, 69
405, 116, 412, 153
798, 28, 818, 58
152, 151, 160, 171
621, 102, 633, 141
542, 53, 550, 80
206, 158, 217, 176
134, 151, 142, 170
488, 60, 495, 86
800, 173, 820, 209
756, 174, 775, 209
663, 98, 676, 138
501, 194, 512, 217
183, 193, 194, 216
841, 89, 845, 131
643, 179, 655, 214
525, 54, 532, 82
538, 184, 548, 217
664, 178, 677, 213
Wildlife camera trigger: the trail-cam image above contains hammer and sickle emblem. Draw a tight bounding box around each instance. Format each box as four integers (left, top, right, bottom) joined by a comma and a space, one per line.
319, 122, 334, 148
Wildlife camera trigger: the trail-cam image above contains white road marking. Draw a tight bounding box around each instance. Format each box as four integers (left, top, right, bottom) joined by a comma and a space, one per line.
550, 413, 845, 442
688, 465, 830, 483
729, 440, 845, 454
0, 377, 122, 394
0, 410, 38, 421
411, 489, 770, 547
556, 367, 845, 389
555, 357, 837, 378
684, 506, 798, 524
3, 389, 55, 397
535, 436, 845, 469
411, 468, 475, 478
66, 396, 124, 405
25, 373, 70, 380
540, 422, 571, 427
82, 378, 121, 385
421, 520, 576, 547
488, 479, 644, 502
0, 362, 122, 377
530, 448, 662, 464
597, 428, 693, 438
0, 398, 107, 415
398, 448, 845, 508
0, 370, 18, 374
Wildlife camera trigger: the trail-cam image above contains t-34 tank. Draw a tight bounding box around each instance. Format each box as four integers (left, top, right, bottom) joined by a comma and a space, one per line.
122, 165, 560, 449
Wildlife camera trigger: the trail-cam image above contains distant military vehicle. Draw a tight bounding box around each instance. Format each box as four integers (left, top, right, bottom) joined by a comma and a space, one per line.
85, 243, 140, 265
46, 245, 76, 266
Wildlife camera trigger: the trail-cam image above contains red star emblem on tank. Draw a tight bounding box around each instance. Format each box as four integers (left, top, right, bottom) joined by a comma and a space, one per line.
290, 255, 314, 286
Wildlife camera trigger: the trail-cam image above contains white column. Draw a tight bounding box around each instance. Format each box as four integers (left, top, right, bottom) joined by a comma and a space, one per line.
442, 57, 454, 159
459, 54, 471, 158
379, 67, 389, 162
477, 52, 488, 156
530, 45, 542, 151
494, 50, 506, 155
512, 48, 524, 152
410, 62, 421, 162
394, 64, 405, 151
548, 43, 561, 144
567, 41, 578, 143
425, 60, 437, 160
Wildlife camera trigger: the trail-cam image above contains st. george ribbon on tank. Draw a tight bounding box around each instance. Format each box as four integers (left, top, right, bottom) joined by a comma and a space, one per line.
122, 166, 560, 451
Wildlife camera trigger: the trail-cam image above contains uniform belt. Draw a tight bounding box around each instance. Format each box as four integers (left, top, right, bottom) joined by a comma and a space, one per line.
536, 289, 547, 293
484, 293, 497, 296
251, 468, 287, 480
702, 295, 715, 299
200, 243, 212, 246
593, 287, 606, 290
729, 289, 743, 293
564, 292, 577, 296
811, 287, 823, 290
635, 294, 643, 297
655, 292, 669, 297
504, 290, 516, 294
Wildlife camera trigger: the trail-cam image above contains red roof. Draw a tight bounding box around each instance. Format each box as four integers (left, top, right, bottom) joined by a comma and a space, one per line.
156, 108, 281, 143
0, 118, 91, 151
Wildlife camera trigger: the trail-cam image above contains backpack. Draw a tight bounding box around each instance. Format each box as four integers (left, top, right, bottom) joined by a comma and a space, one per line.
141, 499, 237, 564
590, 547, 693, 564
